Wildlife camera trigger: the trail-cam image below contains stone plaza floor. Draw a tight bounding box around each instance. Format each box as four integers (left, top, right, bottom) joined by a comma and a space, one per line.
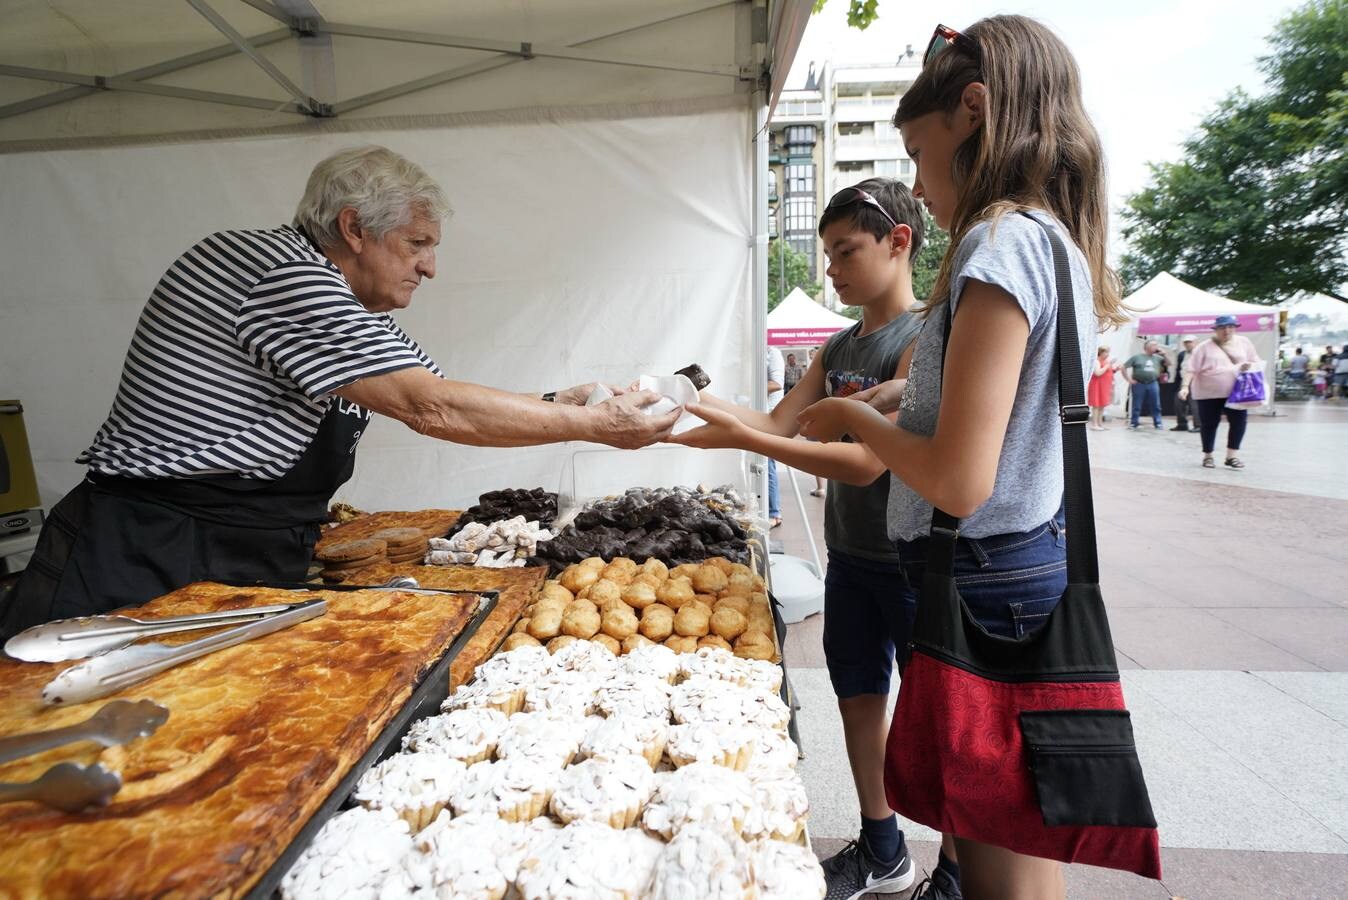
775, 400, 1348, 899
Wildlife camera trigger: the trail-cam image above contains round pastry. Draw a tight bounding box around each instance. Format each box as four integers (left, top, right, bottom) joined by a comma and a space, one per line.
442, 678, 526, 717
734, 630, 775, 662
524, 670, 601, 718
671, 677, 791, 732
632, 572, 664, 590
678, 646, 740, 683
714, 595, 750, 617
655, 577, 695, 610
502, 633, 542, 652
314, 538, 387, 563
740, 658, 784, 693
404, 707, 509, 765
601, 605, 639, 640
639, 558, 669, 582
721, 572, 756, 598
726, 562, 754, 579
665, 722, 753, 771
551, 638, 619, 675
579, 556, 607, 570
588, 579, 623, 607
693, 593, 718, 609
548, 635, 580, 654
592, 633, 622, 656
580, 714, 669, 769
648, 823, 755, 900
495, 711, 587, 766
673, 604, 711, 638
511, 617, 533, 635
473, 645, 555, 686
619, 643, 681, 684
561, 604, 602, 639
664, 635, 698, 654
710, 607, 748, 641
621, 580, 658, 610
640, 762, 755, 840
549, 755, 657, 828
690, 565, 728, 594
594, 675, 674, 722
449, 757, 560, 822
559, 564, 600, 594
280, 806, 415, 900
600, 559, 638, 585
670, 564, 702, 581
741, 769, 810, 843
749, 838, 827, 900
541, 581, 575, 605
707, 557, 737, 574
621, 633, 655, 654
745, 728, 800, 774
410, 811, 526, 900
353, 751, 467, 831
697, 635, 732, 652
639, 603, 675, 642
515, 821, 664, 900
527, 607, 563, 641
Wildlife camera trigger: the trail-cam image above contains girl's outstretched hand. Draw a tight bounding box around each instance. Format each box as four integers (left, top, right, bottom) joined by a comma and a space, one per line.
797, 397, 854, 443
668, 402, 750, 449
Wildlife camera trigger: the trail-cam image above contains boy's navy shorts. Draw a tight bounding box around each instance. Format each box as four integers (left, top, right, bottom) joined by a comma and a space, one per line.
822, 548, 910, 699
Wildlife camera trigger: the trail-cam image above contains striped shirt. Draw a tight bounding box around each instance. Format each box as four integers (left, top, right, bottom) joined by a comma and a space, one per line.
79, 225, 442, 481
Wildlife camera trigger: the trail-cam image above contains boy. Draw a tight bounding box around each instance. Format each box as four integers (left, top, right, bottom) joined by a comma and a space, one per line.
675, 178, 946, 899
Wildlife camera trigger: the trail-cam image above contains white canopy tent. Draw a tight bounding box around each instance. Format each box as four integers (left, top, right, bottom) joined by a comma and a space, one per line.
0, 0, 813, 513
766, 286, 854, 347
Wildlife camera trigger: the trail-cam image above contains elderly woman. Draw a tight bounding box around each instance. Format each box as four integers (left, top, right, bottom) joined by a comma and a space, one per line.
2, 146, 676, 638
1178, 315, 1263, 469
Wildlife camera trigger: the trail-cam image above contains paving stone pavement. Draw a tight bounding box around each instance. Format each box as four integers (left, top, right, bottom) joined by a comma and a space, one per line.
776, 401, 1348, 899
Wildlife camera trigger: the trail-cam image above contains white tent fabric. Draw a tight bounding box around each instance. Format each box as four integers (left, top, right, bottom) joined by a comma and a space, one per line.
1286, 293, 1348, 347
767, 287, 854, 346
0, 1, 816, 512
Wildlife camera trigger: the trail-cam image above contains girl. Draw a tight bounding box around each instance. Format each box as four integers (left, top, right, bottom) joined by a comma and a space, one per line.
799, 16, 1125, 900
1088, 346, 1119, 430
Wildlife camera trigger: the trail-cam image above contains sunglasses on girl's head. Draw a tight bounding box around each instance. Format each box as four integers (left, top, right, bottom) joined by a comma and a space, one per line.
923, 23, 979, 68
826, 187, 899, 230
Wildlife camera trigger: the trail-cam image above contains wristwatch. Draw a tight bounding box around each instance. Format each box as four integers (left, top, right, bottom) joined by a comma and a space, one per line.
541, 391, 557, 403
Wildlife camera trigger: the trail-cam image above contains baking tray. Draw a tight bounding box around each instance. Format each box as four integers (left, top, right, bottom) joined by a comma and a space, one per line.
766, 589, 802, 752
233, 582, 498, 900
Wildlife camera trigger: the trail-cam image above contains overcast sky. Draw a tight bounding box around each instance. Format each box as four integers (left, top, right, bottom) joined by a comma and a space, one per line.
786, 0, 1299, 259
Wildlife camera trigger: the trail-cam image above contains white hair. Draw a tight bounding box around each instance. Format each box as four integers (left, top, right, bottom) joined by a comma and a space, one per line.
294, 146, 450, 249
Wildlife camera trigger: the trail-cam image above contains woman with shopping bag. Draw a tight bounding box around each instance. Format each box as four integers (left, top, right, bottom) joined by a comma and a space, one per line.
1178, 314, 1264, 469
799, 15, 1161, 899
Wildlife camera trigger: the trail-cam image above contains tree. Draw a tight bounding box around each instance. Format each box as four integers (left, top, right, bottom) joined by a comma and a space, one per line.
768, 239, 822, 311
1120, 0, 1348, 304
812, 0, 880, 31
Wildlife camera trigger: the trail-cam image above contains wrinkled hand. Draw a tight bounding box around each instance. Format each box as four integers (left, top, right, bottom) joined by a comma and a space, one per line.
797, 397, 854, 443
554, 382, 626, 406
847, 379, 907, 415
595, 390, 680, 449
667, 402, 749, 450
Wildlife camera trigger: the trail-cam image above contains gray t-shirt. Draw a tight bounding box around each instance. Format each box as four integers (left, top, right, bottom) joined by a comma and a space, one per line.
888, 212, 1098, 542
821, 312, 922, 561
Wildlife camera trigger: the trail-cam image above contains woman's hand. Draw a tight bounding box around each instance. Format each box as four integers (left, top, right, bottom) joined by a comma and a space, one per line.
1178, 387, 1189, 401
554, 382, 625, 405
668, 402, 751, 450
797, 397, 856, 443
847, 379, 907, 415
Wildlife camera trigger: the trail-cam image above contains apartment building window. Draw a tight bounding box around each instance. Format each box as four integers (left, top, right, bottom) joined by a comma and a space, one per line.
900, 159, 913, 176
786, 164, 813, 194
873, 160, 898, 177
785, 125, 817, 147
874, 121, 899, 143
785, 197, 816, 234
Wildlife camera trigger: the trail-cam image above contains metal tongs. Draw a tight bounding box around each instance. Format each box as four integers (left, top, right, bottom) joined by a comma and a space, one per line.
25, 600, 327, 707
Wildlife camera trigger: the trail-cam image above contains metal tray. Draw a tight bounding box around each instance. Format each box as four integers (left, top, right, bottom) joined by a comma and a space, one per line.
238, 582, 498, 900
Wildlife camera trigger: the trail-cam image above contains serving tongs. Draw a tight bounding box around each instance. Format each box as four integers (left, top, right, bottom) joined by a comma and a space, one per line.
40, 599, 327, 707
5, 601, 318, 663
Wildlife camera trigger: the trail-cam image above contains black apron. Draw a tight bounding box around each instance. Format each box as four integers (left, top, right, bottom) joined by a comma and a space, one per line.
0, 398, 369, 641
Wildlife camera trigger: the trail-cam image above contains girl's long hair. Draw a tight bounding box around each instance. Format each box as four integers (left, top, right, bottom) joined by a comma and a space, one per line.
895, 15, 1127, 327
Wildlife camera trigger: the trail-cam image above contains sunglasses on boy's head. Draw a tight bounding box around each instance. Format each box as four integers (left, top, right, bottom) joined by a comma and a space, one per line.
826, 187, 899, 230
923, 23, 979, 68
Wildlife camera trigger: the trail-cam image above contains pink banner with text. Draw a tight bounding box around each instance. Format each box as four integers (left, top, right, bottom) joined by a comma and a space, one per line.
1136, 312, 1276, 334
768, 327, 846, 347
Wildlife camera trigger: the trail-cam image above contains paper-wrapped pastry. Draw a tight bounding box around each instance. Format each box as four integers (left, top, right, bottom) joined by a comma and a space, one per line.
280, 807, 415, 900
549, 755, 656, 828
404, 707, 508, 766
674, 363, 711, 390
353, 751, 467, 832
515, 820, 663, 900
640, 763, 755, 841
749, 839, 827, 899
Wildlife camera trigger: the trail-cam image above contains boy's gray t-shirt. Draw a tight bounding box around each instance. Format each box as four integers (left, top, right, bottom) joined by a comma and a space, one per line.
888, 212, 1098, 542
821, 311, 922, 562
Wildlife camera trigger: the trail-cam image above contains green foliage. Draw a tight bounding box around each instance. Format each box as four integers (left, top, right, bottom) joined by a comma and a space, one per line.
811, 0, 881, 31
768, 239, 823, 311
912, 213, 949, 302
1120, 0, 1348, 304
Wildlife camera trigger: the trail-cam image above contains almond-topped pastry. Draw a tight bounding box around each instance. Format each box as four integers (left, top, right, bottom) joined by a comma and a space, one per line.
472, 644, 556, 686
550, 755, 657, 828
619, 643, 682, 684
448, 757, 560, 822
594, 674, 674, 721
410, 811, 560, 899
494, 711, 589, 766
640, 762, 756, 841
670, 676, 790, 732
665, 722, 755, 771
549, 638, 621, 674
741, 769, 811, 843
442, 677, 527, 717
403, 707, 509, 765
515, 821, 664, 900
744, 727, 800, 774
280, 806, 416, 900
749, 839, 827, 899
352, 751, 468, 832
523, 670, 602, 718
580, 714, 669, 768
648, 823, 755, 900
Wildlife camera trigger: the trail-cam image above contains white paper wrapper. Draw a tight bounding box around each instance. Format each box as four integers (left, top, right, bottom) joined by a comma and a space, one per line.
587, 375, 700, 436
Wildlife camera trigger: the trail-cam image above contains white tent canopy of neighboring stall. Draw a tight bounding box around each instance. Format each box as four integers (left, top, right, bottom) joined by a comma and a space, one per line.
0, 0, 813, 513
766, 286, 855, 347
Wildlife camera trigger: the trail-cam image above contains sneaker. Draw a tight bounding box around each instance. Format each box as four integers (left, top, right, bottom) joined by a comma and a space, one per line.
1169, 425, 1189, 431
1154, 424, 1164, 429
911, 866, 963, 900
821, 835, 915, 900
1128, 424, 1139, 430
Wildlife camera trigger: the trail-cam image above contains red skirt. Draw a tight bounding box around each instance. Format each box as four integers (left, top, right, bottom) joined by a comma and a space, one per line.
1088, 373, 1113, 408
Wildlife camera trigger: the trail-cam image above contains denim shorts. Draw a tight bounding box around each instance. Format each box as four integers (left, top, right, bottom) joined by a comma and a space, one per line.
822, 549, 910, 699
894, 511, 1068, 660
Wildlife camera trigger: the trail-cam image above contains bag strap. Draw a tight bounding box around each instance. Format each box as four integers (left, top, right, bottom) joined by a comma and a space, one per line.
927, 212, 1099, 585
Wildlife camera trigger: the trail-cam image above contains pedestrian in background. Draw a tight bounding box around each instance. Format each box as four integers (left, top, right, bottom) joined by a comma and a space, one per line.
1334, 347, 1348, 400
1179, 315, 1262, 469
1171, 335, 1199, 432
1087, 347, 1118, 430
766, 346, 785, 527
1123, 340, 1164, 430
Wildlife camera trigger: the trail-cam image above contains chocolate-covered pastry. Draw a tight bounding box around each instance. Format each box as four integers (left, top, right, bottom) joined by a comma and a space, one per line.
674, 363, 710, 390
